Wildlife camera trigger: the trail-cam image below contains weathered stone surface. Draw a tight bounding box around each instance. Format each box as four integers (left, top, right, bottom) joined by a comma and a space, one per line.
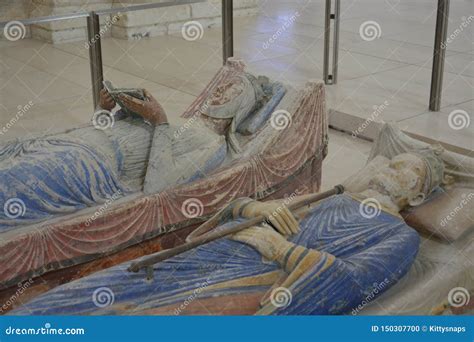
343, 123, 474, 316
0, 0, 258, 43
191, 0, 257, 18
116, 6, 191, 27
0, 59, 328, 294
111, 22, 167, 40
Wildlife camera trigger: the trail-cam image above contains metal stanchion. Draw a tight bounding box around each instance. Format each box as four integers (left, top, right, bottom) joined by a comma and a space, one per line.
323, 0, 340, 85
429, 0, 450, 112
323, 0, 331, 84
0, 1, 207, 111
332, 0, 340, 84
87, 11, 104, 110
222, 0, 234, 64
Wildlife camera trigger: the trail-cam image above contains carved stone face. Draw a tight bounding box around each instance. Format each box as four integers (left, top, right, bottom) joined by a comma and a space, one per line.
368, 153, 427, 208
209, 77, 244, 106
200, 77, 247, 136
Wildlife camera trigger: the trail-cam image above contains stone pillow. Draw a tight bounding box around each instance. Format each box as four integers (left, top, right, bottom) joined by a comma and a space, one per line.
402, 187, 474, 242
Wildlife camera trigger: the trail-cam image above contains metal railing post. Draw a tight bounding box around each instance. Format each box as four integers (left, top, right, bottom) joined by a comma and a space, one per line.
222, 0, 234, 64
323, 0, 331, 84
429, 0, 450, 112
0, 1, 206, 28
323, 0, 340, 85
87, 11, 104, 110
332, 0, 340, 84
0, 1, 207, 111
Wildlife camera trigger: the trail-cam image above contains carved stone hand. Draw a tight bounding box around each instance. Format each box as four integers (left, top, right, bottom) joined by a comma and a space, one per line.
231, 225, 295, 263
99, 88, 116, 111
119, 90, 168, 126
238, 201, 300, 236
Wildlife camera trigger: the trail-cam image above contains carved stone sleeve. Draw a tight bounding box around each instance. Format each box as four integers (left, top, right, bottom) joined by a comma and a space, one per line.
143, 124, 175, 195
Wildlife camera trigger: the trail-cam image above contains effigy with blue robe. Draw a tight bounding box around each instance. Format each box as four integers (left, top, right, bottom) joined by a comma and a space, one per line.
0, 73, 286, 234
0, 135, 127, 231
10, 194, 420, 315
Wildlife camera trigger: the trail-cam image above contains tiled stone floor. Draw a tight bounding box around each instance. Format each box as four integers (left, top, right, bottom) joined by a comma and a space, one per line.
0, 0, 472, 187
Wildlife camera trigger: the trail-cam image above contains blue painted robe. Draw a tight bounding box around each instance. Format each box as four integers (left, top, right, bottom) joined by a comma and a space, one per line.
9, 195, 420, 315
0, 136, 126, 232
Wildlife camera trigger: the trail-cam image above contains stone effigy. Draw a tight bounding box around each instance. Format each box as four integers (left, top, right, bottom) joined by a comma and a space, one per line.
345, 124, 473, 316
0, 59, 328, 298
0, 61, 287, 232
8, 148, 445, 315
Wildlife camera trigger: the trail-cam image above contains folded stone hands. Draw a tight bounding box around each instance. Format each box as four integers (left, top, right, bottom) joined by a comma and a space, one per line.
100, 88, 168, 126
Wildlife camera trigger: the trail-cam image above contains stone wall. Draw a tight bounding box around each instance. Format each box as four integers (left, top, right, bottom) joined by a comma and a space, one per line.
0, 0, 32, 39
0, 0, 258, 43
0, 0, 29, 21
111, 0, 258, 40
29, 0, 114, 43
